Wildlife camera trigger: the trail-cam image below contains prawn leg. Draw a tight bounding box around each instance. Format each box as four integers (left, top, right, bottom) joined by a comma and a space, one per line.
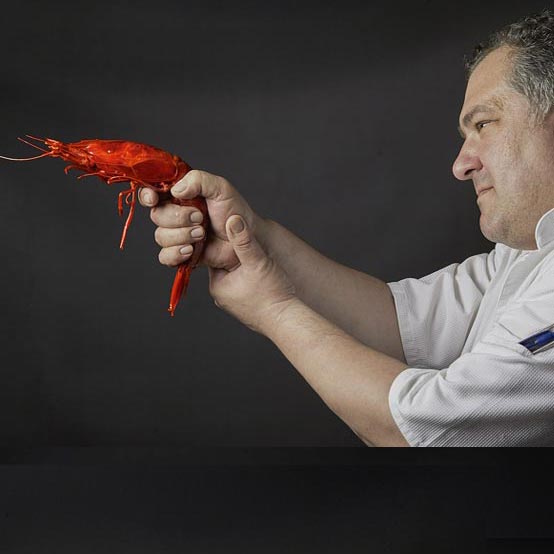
77, 170, 105, 180
107, 175, 131, 185
117, 187, 133, 216
118, 182, 139, 250
64, 164, 81, 175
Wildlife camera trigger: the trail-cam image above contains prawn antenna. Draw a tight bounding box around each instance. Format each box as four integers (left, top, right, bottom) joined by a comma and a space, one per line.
18, 136, 49, 153
0, 134, 52, 161
0, 152, 52, 161
24, 134, 46, 142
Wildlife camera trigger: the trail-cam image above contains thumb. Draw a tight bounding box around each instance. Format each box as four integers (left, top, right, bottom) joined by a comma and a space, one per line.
226, 215, 265, 267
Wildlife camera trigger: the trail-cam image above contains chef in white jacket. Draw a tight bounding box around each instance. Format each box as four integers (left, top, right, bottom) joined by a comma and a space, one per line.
141, 10, 554, 446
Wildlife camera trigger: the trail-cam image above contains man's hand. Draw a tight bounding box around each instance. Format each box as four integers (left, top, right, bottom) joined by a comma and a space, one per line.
139, 170, 264, 271
139, 170, 294, 332
209, 215, 296, 333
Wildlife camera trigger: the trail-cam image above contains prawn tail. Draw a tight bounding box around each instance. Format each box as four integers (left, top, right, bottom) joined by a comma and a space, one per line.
168, 263, 191, 316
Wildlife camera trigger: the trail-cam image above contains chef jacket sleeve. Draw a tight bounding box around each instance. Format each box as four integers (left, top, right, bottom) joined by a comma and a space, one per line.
388, 255, 554, 447
387, 246, 500, 369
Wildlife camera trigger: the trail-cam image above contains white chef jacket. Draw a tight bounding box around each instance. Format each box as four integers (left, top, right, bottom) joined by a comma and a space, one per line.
387, 207, 554, 447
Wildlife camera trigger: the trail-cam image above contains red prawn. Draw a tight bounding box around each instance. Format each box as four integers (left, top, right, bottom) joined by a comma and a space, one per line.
0, 135, 209, 316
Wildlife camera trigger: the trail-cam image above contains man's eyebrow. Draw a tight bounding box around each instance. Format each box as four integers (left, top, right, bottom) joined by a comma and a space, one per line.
457, 97, 504, 139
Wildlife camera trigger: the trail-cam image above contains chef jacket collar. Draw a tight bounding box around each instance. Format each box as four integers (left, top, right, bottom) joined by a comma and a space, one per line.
535, 207, 554, 250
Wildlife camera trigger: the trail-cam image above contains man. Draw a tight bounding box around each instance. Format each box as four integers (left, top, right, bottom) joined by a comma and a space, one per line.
140, 11, 554, 446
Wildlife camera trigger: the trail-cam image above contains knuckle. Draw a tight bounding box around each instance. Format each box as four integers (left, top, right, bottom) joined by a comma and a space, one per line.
160, 227, 190, 247
187, 169, 202, 182
195, 170, 233, 198
152, 203, 188, 228
186, 169, 203, 192
173, 207, 188, 226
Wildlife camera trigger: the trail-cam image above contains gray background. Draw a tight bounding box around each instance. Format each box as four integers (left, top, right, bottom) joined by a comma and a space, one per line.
1, 0, 551, 447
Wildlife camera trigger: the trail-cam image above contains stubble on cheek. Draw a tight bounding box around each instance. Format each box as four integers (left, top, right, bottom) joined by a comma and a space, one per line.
480, 183, 539, 249
478, 133, 528, 247
478, 189, 502, 243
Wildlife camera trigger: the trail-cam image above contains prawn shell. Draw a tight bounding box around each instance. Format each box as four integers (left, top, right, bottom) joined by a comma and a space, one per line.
75, 140, 190, 185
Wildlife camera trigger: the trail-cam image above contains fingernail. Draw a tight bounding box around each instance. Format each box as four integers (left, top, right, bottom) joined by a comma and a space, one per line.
230, 216, 245, 234
145, 191, 154, 204
191, 227, 204, 238
190, 211, 203, 224
180, 245, 193, 255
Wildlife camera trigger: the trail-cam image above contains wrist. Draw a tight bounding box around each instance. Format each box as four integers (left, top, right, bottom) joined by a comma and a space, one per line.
258, 295, 303, 337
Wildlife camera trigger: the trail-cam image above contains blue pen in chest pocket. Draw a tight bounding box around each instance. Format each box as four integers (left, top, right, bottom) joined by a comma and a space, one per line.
519, 324, 554, 354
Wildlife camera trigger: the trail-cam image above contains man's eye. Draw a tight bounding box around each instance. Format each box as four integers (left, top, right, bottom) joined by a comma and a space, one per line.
475, 120, 492, 131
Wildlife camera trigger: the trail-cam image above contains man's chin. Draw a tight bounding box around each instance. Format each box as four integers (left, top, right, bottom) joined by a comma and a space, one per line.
479, 217, 533, 249
479, 215, 499, 244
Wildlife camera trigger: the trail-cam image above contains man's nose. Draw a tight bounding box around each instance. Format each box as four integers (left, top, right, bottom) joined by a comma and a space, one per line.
452, 144, 483, 180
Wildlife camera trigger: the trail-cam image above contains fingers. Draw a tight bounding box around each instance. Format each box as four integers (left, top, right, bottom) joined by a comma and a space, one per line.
154, 225, 205, 247
171, 169, 233, 201
155, 223, 205, 268
158, 244, 194, 267
150, 202, 204, 228
138, 187, 159, 207
151, 193, 207, 268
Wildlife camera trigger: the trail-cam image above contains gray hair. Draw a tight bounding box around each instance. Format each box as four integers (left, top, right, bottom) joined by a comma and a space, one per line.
465, 9, 554, 124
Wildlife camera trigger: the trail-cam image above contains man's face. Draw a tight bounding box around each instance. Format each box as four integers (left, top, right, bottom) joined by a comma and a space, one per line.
453, 46, 554, 250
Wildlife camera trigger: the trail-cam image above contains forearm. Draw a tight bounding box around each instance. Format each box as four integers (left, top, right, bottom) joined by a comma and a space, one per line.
263, 297, 409, 447
256, 218, 406, 362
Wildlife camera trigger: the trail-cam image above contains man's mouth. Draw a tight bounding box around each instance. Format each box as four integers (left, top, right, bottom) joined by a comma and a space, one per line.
477, 187, 493, 197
